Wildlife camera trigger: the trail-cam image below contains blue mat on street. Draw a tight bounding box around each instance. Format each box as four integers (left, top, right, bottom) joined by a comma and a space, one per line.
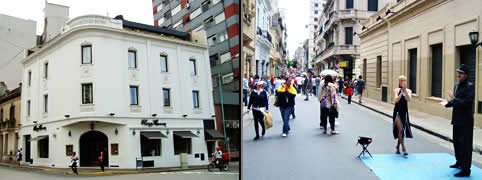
361, 153, 482, 180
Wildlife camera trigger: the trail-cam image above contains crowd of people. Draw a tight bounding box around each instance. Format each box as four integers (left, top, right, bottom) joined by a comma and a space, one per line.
243, 64, 474, 177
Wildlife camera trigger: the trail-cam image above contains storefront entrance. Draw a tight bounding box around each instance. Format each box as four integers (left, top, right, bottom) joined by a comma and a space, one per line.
79, 131, 108, 167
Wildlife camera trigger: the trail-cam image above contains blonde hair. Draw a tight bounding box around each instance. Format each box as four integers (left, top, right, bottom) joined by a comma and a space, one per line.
399, 75, 407, 87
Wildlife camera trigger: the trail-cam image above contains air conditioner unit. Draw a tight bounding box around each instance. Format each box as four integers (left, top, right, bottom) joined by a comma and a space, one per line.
186, 3, 190, 9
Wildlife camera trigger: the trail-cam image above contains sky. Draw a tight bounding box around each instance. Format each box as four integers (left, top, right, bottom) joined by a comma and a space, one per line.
0, 0, 154, 35
279, 0, 310, 60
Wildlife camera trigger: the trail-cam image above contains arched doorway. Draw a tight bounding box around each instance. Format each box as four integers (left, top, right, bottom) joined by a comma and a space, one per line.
79, 131, 108, 167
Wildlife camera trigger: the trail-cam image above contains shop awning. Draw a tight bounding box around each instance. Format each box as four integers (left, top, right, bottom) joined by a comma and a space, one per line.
173, 131, 198, 138
204, 129, 224, 141
140, 131, 167, 139
31, 135, 48, 141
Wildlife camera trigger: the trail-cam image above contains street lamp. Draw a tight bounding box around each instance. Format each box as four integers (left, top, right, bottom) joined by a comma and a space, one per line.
469, 31, 481, 47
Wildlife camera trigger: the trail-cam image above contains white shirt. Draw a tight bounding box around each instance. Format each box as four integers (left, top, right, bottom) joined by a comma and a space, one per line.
243, 78, 249, 90
274, 79, 285, 89
215, 151, 222, 159
295, 77, 303, 85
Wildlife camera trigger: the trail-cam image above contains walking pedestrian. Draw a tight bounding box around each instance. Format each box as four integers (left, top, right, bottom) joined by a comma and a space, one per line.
98, 151, 104, 172
347, 83, 353, 104
243, 73, 249, 106
16, 149, 22, 166
314, 75, 321, 97
271, 75, 276, 95
247, 81, 269, 140
276, 77, 297, 137
304, 74, 313, 101
439, 64, 474, 177
70, 152, 78, 175
317, 75, 339, 134
393, 75, 413, 156
263, 75, 271, 95
356, 75, 365, 103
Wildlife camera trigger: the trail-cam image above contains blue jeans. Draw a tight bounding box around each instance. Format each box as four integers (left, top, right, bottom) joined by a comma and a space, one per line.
280, 106, 294, 134
243, 89, 248, 106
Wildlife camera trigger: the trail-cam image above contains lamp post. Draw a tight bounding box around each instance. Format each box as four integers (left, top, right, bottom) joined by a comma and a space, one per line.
469, 31, 482, 47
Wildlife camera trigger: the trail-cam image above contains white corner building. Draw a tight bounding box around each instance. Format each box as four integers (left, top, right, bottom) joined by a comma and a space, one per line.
18, 13, 217, 169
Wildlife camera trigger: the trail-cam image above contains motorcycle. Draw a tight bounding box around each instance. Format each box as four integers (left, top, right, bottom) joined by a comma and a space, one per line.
208, 153, 229, 172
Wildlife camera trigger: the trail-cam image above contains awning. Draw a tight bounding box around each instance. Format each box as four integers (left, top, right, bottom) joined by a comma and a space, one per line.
140, 131, 167, 139
204, 129, 224, 141
173, 131, 198, 138
31, 135, 48, 141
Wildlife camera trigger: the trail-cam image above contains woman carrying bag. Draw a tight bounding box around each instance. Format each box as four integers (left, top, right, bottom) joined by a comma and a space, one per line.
318, 75, 339, 134
247, 81, 269, 140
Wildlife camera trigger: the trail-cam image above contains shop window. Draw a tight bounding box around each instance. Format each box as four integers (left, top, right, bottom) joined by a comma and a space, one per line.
174, 134, 192, 155
38, 137, 49, 158
141, 135, 161, 156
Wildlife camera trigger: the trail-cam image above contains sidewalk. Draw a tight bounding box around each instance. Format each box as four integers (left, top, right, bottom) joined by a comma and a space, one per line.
340, 95, 482, 154
0, 161, 239, 175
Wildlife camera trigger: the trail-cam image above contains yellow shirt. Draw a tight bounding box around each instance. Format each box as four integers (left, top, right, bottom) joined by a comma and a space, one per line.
277, 85, 297, 95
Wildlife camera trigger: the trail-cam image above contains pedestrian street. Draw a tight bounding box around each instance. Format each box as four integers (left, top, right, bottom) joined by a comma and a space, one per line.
242, 93, 482, 180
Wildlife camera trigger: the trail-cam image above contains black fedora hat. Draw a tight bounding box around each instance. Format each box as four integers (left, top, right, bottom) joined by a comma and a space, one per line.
456, 64, 470, 74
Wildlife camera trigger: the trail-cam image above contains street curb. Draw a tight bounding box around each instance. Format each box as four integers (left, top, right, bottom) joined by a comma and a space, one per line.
340, 95, 482, 155
0, 163, 53, 172
63, 164, 239, 175
1, 161, 239, 176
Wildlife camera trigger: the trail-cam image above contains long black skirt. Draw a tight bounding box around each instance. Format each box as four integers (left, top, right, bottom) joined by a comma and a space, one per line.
393, 111, 413, 139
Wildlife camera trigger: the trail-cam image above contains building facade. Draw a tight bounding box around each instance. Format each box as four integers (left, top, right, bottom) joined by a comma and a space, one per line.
308, 0, 326, 71
0, 86, 21, 163
268, 0, 287, 77
314, 0, 394, 80
152, 0, 240, 158
242, 0, 257, 77
294, 47, 305, 71
360, 0, 482, 127
255, 0, 273, 76
18, 14, 218, 168
0, 14, 37, 90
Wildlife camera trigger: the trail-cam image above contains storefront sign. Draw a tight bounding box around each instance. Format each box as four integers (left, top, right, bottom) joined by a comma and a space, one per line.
340, 61, 347, 68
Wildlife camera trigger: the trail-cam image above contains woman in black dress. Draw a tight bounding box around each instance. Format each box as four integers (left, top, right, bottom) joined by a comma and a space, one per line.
393, 75, 413, 155
247, 81, 269, 140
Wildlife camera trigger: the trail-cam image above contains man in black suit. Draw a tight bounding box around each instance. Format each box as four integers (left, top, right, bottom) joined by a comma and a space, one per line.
439, 64, 474, 177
